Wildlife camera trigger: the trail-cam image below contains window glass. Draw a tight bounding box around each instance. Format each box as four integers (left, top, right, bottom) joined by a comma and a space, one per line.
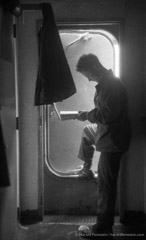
46, 29, 119, 175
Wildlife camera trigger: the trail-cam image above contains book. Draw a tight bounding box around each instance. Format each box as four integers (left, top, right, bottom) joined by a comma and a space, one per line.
60, 111, 79, 120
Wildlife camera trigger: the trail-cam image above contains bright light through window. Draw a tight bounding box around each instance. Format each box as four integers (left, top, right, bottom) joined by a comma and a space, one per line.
45, 27, 120, 177
114, 44, 120, 77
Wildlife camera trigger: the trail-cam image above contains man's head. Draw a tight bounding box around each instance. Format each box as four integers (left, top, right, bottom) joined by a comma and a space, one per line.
76, 53, 104, 83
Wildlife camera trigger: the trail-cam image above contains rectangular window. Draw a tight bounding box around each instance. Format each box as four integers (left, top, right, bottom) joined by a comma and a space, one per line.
45, 24, 120, 177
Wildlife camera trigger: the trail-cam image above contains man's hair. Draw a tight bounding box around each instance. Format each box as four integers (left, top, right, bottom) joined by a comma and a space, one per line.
76, 53, 103, 73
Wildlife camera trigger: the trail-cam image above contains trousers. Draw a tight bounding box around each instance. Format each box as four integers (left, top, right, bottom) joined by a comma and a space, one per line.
78, 124, 122, 229
96, 152, 122, 229
78, 124, 97, 168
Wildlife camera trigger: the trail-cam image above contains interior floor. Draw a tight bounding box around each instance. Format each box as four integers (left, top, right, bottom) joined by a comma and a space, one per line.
18, 215, 145, 240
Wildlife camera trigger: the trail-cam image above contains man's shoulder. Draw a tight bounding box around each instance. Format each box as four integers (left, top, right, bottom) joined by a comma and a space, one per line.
104, 77, 126, 95
108, 76, 124, 87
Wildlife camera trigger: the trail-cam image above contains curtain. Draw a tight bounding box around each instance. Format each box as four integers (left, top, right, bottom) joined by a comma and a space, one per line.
34, 3, 76, 106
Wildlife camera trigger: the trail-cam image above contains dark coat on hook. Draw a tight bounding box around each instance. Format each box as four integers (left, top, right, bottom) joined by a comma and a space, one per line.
34, 3, 76, 106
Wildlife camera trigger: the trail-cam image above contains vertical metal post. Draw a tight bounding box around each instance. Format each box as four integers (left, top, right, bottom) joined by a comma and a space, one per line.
13, 16, 20, 218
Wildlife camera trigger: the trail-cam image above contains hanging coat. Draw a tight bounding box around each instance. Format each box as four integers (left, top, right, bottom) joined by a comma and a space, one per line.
34, 3, 76, 106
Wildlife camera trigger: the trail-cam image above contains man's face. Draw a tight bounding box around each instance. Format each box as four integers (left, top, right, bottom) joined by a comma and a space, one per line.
81, 71, 100, 83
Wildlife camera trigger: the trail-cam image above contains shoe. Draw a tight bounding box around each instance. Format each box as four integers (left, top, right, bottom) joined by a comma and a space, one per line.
66, 165, 83, 175
66, 165, 95, 180
78, 224, 113, 239
78, 168, 94, 180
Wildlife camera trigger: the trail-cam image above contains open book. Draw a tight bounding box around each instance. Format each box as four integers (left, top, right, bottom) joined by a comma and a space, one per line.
52, 103, 79, 120
60, 111, 79, 120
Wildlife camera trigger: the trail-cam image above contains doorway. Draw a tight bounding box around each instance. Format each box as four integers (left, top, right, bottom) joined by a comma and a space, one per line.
16, 12, 121, 218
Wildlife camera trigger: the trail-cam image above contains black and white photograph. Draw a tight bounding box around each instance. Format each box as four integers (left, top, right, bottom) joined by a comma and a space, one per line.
0, 0, 146, 239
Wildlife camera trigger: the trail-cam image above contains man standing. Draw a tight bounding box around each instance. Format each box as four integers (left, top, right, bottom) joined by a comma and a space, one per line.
75, 54, 131, 238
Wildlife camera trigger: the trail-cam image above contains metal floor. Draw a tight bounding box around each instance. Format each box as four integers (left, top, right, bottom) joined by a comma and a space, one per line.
18, 215, 145, 240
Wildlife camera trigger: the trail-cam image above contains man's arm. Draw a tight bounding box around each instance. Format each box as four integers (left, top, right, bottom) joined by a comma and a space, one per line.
86, 81, 123, 124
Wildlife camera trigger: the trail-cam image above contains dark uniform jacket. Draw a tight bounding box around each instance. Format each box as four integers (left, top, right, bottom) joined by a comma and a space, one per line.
34, 3, 76, 106
87, 70, 131, 152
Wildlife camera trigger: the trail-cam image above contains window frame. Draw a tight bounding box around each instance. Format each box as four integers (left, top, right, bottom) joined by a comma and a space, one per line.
43, 22, 122, 178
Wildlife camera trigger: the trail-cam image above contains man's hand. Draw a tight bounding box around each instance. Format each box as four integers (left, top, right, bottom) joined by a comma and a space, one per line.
76, 111, 88, 121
